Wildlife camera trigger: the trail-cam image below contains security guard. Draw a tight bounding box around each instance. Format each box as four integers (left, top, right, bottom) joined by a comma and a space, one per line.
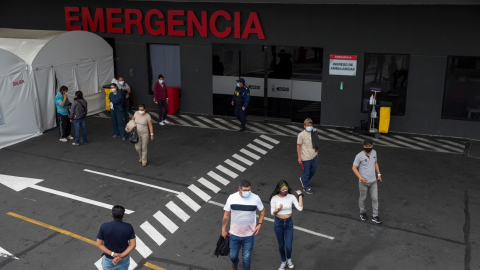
231, 78, 250, 132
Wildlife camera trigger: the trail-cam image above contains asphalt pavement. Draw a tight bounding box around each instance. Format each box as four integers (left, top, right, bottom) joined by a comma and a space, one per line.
0, 113, 479, 270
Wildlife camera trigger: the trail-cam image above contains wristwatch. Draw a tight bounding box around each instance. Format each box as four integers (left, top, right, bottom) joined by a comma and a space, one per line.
111, 251, 114, 256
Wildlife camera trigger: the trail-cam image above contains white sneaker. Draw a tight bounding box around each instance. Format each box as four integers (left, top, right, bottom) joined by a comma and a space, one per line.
278, 262, 286, 270
287, 259, 294, 269
159, 121, 165, 126
59, 138, 67, 142
163, 119, 169, 124
67, 135, 74, 140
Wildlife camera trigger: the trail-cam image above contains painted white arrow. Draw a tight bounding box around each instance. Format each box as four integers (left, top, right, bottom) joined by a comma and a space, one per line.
0, 174, 134, 214
0, 246, 18, 260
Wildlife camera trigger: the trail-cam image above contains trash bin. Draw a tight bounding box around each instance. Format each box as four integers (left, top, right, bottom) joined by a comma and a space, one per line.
167, 87, 180, 115
379, 107, 391, 133
103, 85, 112, 111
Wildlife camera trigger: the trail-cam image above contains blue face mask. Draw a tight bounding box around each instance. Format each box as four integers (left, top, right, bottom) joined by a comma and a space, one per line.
236, 83, 240, 87
241, 191, 251, 198
306, 126, 313, 132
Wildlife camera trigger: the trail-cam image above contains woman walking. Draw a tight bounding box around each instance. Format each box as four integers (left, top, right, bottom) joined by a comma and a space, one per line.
269, 180, 303, 270
131, 104, 154, 167
69, 91, 88, 146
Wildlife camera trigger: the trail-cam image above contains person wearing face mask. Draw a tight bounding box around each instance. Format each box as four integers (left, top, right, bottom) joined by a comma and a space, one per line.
108, 83, 126, 141
55, 86, 73, 142
153, 74, 169, 125
231, 78, 250, 132
296, 118, 319, 195
222, 180, 265, 270
352, 139, 383, 224
269, 180, 303, 270
131, 104, 154, 167
116, 77, 131, 125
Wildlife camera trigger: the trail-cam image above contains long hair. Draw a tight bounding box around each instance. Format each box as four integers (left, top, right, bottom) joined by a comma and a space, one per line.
74, 91, 83, 100
269, 180, 294, 202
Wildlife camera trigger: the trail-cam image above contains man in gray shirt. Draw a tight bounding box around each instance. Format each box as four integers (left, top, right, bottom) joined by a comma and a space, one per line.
352, 139, 383, 224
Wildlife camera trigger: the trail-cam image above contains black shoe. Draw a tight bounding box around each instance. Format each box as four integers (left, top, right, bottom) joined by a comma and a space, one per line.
239, 125, 246, 132
372, 216, 382, 224
304, 189, 313, 195
360, 212, 367, 221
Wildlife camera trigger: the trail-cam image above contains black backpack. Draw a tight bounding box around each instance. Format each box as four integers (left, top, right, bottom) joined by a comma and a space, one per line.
214, 235, 230, 257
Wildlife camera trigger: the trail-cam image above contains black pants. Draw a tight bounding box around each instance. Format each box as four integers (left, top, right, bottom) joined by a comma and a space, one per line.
234, 105, 246, 125
57, 113, 71, 139
157, 100, 169, 121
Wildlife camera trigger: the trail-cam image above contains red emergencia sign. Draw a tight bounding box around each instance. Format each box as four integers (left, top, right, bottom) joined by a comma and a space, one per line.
330, 54, 358, 60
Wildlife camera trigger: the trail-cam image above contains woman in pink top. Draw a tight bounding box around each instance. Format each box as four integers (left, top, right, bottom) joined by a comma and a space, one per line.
269, 180, 304, 270
153, 74, 169, 125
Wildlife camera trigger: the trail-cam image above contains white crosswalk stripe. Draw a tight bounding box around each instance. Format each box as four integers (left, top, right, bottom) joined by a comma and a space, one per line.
215, 118, 240, 129
225, 159, 246, 172
140, 221, 167, 246
135, 236, 153, 258
389, 135, 452, 153
247, 143, 267, 154
177, 192, 201, 212
437, 139, 465, 149
181, 115, 210, 128
166, 201, 190, 222
240, 148, 261, 160
207, 171, 230, 185
198, 116, 230, 130
253, 138, 274, 149
188, 184, 211, 202
326, 128, 364, 142
216, 165, 239, 178
260, 135, 280, 144
378, 136, 423, 150
198, 177, 221, 193
248, 121, 287, 135
230, 120, 265, 133
152, 210, 179, 234
168, 114, 192, 126
265, 123, 298, 136
415, 137, 463, 153
233, 153, 254, 166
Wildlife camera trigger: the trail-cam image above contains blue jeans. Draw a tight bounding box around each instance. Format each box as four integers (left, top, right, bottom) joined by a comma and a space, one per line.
73, 118, 87, 145
110, 109, 125, 138
301, 155, 318, 190
229, 234, 255, 270
157, 100, 169, 121
101, 255, 130, 270
274, 216, 294, 262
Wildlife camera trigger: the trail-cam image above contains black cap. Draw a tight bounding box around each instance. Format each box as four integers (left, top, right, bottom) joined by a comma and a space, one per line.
363, 139, 374, 145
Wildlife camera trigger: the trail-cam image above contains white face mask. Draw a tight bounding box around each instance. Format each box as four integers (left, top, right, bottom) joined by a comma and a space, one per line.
119, 81, 124, 85
111, 88, 116, 92
139, 110, 145, 115
159, 80, 164, 84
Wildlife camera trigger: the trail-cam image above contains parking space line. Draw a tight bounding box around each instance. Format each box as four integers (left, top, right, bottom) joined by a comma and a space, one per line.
253, 139, 274, 149
240, 148, 261, 160
207, 171, 230, 186
198, 177, 221, 193
224, 159, 246, 172
135, 236, 153, 258
437, 139, 465, 148
84, 169, 181, 194
247, 143, 267, 154
216, 165, 239, 179
188, 184, 211, 202
181, 115, 210, 128
167, 115, 192, 126
140, 221, 167, 246
232, 154, 254, 166
198, 116, 230, 130
0, 246, 18, 260
166, 202, 190, 222
206, 202, 335, 240
7, 212, 96, 245
144, 262, 167, 270
260, 135, 280, 144
177, 192, 201, 212
153, 211, 179, 234
264, 123, 298, 136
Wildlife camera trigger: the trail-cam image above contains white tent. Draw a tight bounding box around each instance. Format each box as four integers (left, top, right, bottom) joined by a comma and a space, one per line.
0, 28, 114, 148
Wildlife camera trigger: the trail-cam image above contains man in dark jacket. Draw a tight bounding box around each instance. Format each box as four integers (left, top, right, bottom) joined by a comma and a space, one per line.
69, 90, 88, 145
154, 74, 169, 125
231, 78, 250, 132
109, 83, 125, 141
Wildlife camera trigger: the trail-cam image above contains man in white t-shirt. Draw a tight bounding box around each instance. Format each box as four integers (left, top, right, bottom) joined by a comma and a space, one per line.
222, 180, 265, 270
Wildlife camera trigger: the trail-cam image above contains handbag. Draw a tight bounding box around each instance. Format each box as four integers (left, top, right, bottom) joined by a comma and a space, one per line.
129, 128, 138, 143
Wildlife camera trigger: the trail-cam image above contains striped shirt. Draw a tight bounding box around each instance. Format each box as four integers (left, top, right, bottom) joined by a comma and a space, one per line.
224, 192, 264, 237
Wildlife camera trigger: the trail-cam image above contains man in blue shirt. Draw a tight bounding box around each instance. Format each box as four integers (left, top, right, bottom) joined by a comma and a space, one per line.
109, 83, 126, 141
231, 78, 250, 132
55, 86, 73, 142
96, 205, 136, 270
